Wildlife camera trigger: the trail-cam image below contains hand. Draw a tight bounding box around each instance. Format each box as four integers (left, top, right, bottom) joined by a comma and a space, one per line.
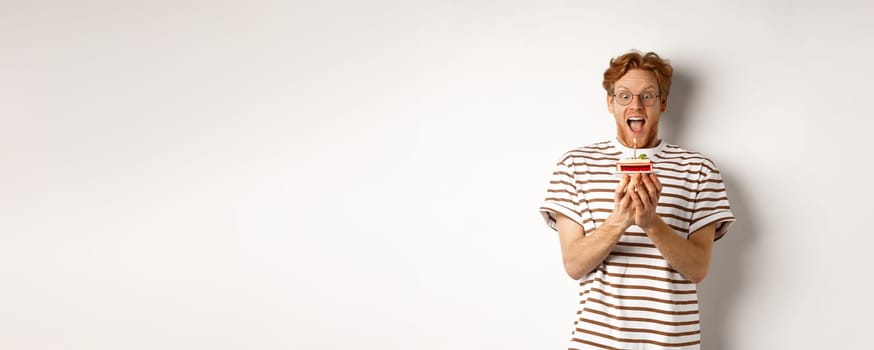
605, 174, 635, 230
628, 173, 662, 228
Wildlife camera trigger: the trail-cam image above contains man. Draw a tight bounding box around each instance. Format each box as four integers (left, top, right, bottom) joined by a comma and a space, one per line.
539, 51, 735, 349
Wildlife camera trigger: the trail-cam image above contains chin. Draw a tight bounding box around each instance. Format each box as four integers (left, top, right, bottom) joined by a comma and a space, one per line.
621, 133, 653, 147
624, 133, 645, 141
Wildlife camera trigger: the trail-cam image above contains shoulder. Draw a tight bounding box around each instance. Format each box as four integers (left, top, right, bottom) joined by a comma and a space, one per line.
659, 144, 721, 173
556, 140, 620, 164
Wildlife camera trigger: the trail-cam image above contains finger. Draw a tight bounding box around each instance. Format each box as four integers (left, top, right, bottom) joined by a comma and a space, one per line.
636, 182, 651, 207
630, 180, 640, 196
627, 184, 646, 201
630, 189, 643, 211
615, 175, 629, 202
649, 173, 662, 193
616, 191, 632, 216
640, 174, 658, 201
615, 188, 627, 204
646, 174, 661, 206
627, 174, 639, 194
619, 174, 629, 191
640, 173, 654, 191
619, 189, 632, 209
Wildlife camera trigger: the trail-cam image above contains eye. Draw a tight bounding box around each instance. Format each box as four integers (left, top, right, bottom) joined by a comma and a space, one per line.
617, 91, 632, 100
642, 92, 656, 100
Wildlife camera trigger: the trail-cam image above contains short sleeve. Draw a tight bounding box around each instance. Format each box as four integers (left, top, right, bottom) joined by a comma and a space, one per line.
539, 154, 596, 234
689, 158, 736, 241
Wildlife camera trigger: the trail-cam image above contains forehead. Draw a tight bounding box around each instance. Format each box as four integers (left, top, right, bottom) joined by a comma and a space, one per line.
615, 69, 659, 90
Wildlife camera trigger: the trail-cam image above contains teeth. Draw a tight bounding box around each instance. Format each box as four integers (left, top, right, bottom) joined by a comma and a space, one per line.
627, 117, 645, 132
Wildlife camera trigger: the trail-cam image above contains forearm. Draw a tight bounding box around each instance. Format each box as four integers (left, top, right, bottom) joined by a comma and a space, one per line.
557, 174, 636, 280
642, 217, 712, 283
560, 219, 626, 280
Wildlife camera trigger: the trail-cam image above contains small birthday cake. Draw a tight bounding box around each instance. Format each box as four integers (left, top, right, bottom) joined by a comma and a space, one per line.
616, 154, 653, 173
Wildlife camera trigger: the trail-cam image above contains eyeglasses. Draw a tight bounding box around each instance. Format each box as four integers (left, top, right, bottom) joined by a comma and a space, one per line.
612, 90, 660, 106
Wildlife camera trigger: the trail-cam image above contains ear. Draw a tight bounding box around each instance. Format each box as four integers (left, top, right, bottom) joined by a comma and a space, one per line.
607, 94, 615, 114
660, 96, 668, 113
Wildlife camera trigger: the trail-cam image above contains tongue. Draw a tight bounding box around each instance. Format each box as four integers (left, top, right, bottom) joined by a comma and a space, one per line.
630, 120, 644, 132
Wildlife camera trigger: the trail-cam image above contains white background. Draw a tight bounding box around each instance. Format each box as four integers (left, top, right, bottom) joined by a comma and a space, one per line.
2, 1, 873, 349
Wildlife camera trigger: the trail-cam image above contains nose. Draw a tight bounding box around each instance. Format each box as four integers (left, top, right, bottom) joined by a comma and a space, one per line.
629, 95, 645, 108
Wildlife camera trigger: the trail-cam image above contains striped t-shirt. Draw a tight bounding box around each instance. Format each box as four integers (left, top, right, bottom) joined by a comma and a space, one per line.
539, 139, 735, 350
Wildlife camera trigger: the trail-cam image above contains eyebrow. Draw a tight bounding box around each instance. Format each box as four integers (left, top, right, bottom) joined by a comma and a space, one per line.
615, 84, 658, 91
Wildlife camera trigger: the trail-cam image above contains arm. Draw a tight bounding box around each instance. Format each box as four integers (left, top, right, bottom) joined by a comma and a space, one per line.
556, 214, 625, 280
556, 175, 636, 280
630, 173, 715, 283
642, 218, 715, 283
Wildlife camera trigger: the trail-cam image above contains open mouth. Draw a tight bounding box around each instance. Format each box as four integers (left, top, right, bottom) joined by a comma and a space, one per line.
627, 117, 645, 133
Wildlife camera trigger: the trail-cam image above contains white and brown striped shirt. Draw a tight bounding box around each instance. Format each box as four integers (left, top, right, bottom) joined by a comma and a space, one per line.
540, 139, 735, 350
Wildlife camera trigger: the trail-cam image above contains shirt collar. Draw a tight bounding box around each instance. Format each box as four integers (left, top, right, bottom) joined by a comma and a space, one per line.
610, 138, 665, 159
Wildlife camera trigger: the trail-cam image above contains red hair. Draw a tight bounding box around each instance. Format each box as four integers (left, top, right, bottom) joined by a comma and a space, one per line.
602, 50, 673, 97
